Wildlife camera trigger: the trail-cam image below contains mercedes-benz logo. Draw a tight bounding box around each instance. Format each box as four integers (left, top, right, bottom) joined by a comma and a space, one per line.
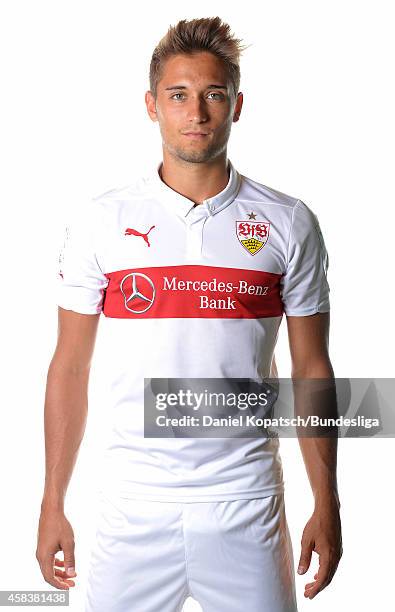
120, 272, 156, 314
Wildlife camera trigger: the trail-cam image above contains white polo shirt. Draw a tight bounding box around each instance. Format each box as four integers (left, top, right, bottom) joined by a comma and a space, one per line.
57, 159, 330, 502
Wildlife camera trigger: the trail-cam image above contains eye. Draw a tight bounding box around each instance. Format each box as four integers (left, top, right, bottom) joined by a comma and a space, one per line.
170, 92, 224, 101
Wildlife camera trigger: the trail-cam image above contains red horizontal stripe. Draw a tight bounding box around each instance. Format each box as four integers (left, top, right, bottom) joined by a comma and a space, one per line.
103, 265, 284, 319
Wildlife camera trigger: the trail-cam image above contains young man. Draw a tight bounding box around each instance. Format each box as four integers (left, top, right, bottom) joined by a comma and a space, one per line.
36, 16, 342, 612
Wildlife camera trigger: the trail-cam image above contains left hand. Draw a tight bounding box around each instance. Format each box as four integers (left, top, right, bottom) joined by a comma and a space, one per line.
297, 493, 343, 599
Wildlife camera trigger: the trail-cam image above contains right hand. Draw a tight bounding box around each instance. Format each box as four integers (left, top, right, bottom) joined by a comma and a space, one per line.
36, 507, 78, 590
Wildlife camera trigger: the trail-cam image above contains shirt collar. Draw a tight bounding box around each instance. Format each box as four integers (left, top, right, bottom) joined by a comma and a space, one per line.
147, 158, 241, 221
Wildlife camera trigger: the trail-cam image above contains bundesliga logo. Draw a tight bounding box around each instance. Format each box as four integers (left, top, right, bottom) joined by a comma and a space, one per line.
236, 213, 270, 255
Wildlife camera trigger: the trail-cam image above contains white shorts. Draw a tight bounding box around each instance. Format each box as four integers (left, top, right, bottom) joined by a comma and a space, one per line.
84, 492, 298, 611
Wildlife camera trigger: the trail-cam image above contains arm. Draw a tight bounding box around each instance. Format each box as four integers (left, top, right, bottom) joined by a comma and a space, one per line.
286, 311, 343, 600
36, 307, 100, 590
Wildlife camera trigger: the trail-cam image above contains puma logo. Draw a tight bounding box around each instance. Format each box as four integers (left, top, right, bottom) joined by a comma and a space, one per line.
124, 225, 156, 247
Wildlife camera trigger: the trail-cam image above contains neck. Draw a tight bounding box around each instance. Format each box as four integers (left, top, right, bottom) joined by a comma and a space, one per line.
159, 151, 230, 206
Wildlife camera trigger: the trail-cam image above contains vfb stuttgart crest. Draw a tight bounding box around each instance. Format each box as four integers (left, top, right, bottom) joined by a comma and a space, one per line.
236, 217, 270, 255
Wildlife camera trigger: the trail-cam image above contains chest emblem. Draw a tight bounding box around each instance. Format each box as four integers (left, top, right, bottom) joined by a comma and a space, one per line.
236, 213, 270, 255
124, 225, 156, 247
120, 272, 155, 313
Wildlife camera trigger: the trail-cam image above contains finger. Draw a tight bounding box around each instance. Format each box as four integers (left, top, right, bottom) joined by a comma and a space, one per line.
54, 575, 76, 587
54, 557, 78, 572
304, 555, 331, 598
41, 556, 71, 590
54, 564, 77, 578
305, 572, 318, 588
304, 576, 329, 598
304, 561, 336, 592
62, 540, 76, 577
59, 565, 77, 576
304, 573, 319, 587
54, 575, 75, 587
54, 568, 76, 584
298, 540, 313, 575
54, 565, 77, 578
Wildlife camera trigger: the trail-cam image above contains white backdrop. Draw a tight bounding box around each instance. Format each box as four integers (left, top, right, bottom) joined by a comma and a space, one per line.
0, 1, 394, 610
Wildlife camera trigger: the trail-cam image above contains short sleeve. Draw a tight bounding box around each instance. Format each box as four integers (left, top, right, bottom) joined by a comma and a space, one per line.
280, 200, 330, 316
57, 200, 109, 315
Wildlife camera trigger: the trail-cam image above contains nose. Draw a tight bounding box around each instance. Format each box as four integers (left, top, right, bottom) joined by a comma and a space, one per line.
186, 95, 209, 123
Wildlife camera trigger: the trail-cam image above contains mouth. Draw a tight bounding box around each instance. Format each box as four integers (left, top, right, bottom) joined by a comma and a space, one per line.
182, 132, 210, 139
182, 130, 209, 138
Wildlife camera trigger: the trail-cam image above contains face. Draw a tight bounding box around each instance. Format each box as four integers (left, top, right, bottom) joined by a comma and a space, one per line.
145, 51, 243, 164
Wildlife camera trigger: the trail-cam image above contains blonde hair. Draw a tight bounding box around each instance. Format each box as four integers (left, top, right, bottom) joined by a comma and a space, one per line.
149, 17, 249, 99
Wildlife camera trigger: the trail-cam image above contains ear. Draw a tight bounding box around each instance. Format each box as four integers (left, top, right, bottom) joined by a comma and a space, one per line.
233, 92, 243, 123
145, 90, 158, 122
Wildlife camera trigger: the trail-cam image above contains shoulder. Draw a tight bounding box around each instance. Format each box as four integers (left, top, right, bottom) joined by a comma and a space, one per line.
291, 200, 325, 241
238, 172, 320, 223
92, 174, 152, 210
238, 172, 300, 211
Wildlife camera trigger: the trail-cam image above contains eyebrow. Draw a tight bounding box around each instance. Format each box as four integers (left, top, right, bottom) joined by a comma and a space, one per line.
164, 84, 228, 91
